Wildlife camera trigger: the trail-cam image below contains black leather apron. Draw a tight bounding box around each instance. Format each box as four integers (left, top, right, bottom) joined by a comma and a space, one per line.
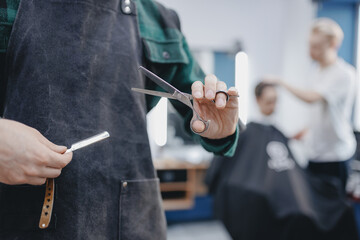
0, 0, 166, 239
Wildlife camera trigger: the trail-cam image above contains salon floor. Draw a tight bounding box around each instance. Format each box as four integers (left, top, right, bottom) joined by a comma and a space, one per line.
167, 220, 232, 240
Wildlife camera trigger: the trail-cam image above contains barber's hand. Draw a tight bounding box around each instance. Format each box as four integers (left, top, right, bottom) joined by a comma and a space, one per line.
191, 74, 238, 139
292, 128, 308, 140
0, 119, 73, 185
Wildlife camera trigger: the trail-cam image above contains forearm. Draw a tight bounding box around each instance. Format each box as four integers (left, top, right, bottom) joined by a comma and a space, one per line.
280, 81, 323, 103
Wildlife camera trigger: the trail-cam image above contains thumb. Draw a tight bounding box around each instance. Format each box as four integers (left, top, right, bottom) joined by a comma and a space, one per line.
191, 118, 206, 134
51, 145, 68, 154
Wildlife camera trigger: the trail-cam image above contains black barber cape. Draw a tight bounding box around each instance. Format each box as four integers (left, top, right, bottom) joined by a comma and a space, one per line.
206, 122, 358, 240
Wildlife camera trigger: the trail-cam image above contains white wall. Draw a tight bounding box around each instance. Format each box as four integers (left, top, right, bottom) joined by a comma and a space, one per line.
157, 0, 318, 135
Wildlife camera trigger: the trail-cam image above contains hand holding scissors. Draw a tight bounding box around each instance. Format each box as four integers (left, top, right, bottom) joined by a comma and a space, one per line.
132, 66, 239, 139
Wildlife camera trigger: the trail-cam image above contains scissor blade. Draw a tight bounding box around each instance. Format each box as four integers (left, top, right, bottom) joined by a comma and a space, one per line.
132, 88, 193, 100
131, 88, 177, 99
139, 66, 181, 95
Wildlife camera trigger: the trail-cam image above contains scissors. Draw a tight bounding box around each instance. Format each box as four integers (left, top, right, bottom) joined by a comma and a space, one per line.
132, 66, 232, 134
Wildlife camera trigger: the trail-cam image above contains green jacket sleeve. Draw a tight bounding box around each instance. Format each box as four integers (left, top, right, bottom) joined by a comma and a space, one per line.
164, 36, 238, 157
137, 0, 239, 156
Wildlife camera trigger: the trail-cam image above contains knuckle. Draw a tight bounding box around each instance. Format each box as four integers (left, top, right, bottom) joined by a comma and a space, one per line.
57, 159, 67, 168
36, 153, 49, 166
23, 166, 38, 177
35, 178, 46, 185
59, 161, 67, 169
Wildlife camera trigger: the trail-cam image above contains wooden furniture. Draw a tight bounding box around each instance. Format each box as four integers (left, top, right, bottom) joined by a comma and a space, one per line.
154, 159, 209, 211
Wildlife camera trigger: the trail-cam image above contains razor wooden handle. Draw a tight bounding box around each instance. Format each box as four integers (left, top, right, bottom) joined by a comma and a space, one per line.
39, 178, 55, 229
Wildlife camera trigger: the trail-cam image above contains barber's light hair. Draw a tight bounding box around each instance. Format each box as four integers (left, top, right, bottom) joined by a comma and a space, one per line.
311, 18, 344, 48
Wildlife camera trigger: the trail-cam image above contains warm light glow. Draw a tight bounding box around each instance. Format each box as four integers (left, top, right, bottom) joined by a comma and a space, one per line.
147, 98, 168, 147
235, 51, 249, 124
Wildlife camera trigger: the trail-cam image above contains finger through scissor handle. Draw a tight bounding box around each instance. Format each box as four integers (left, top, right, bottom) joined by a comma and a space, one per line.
214, 90, 230, 102
190, 118, 210, 134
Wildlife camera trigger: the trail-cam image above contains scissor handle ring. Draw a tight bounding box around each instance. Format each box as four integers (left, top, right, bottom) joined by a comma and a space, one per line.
215, 91, 229, 102
190, 118, 210, 134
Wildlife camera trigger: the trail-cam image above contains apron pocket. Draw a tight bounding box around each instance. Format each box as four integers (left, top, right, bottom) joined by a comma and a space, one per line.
142, 38, 189, 64
0, 184, 56, 231
119, 178, 166, 240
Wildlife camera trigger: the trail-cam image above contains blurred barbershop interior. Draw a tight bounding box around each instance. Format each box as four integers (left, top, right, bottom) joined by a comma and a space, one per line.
149, 0, 360, 239
2, 0, 360, 239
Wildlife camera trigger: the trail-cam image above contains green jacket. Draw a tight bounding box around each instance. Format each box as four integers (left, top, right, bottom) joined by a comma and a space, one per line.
0, 0, 239, 156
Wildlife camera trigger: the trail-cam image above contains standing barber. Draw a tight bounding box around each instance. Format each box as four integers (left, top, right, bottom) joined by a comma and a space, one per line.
267, 18, 356, 190
0, 0, 239, 239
